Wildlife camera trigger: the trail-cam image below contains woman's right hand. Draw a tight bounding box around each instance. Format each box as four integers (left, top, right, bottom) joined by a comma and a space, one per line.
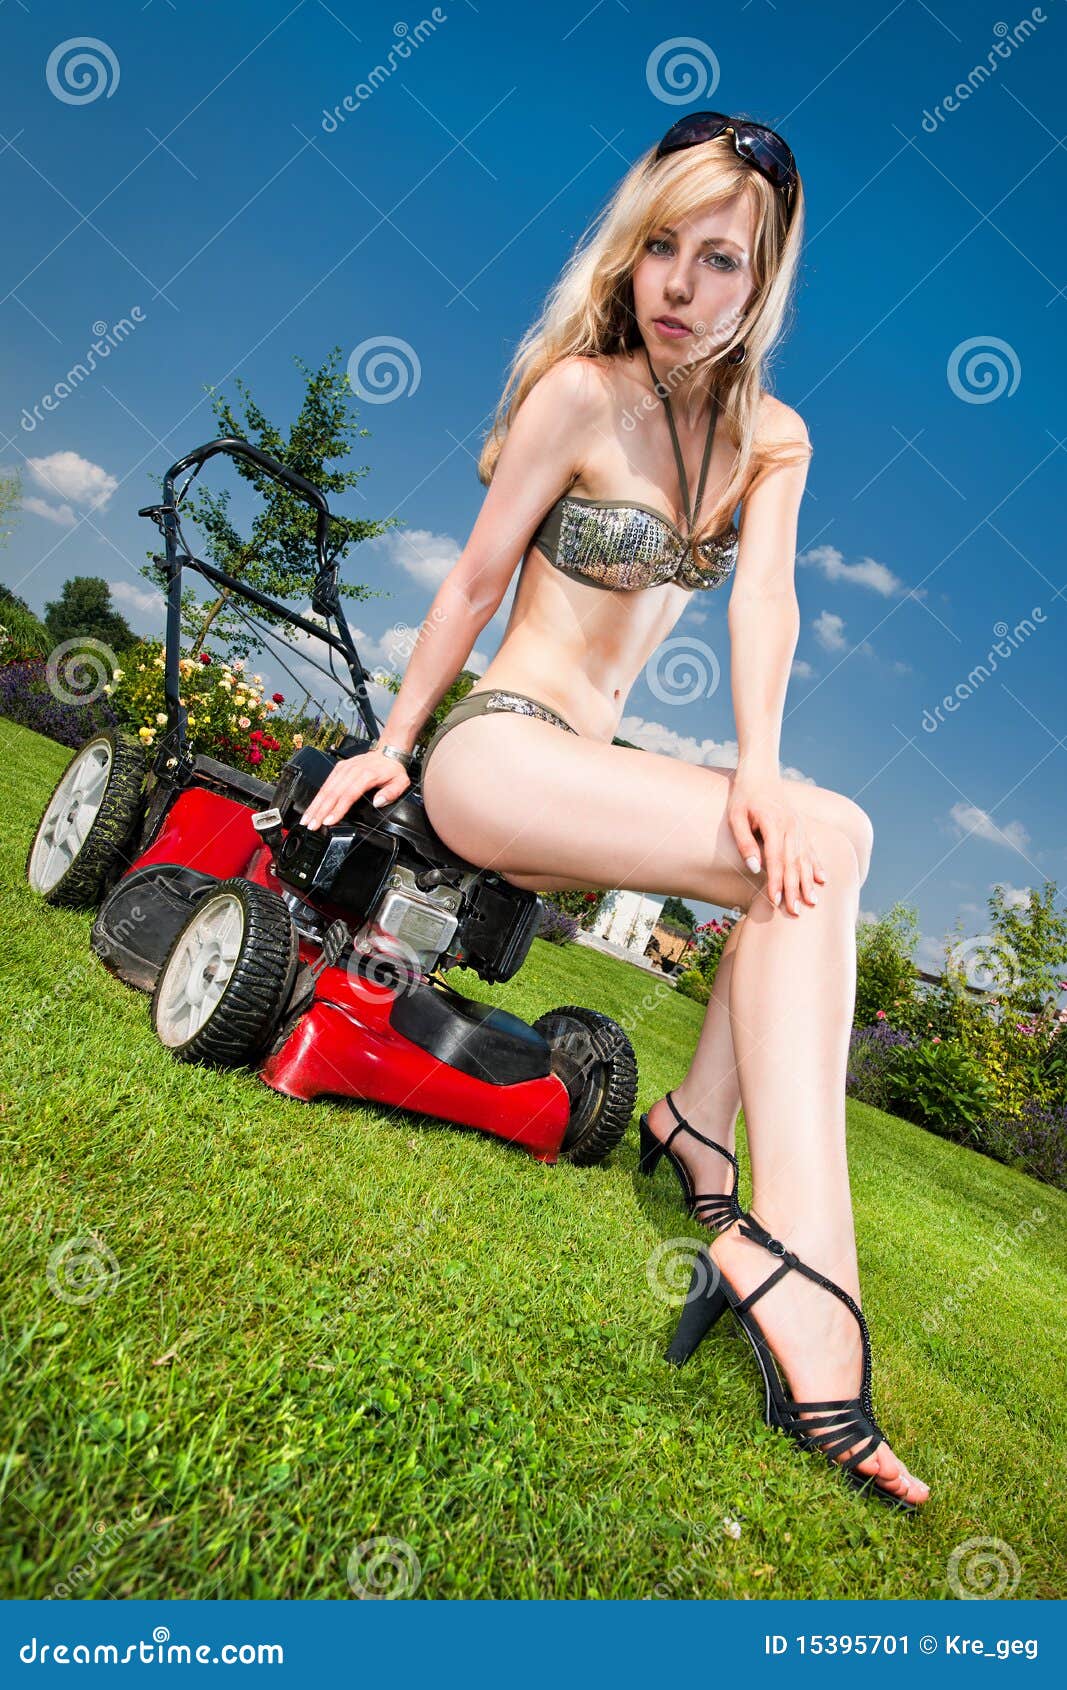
299, 749, 412, 831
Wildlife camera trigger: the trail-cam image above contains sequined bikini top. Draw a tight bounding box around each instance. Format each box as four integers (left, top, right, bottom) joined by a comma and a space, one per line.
528, 347, 739, 594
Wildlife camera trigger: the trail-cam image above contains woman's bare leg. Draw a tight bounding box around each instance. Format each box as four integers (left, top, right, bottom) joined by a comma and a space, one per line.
644, 781, 876, 1200
420, 715, 929, 1505
643, 916, 744, 1191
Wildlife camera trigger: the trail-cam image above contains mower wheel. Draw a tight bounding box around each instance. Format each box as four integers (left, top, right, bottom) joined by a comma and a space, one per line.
25, 729, 146, 908
532, 1004, 638, 1167
151, 878, 299, 1067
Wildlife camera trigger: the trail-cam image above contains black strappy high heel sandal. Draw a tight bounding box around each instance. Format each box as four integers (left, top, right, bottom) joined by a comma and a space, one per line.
665, 1212, 921, 1512
638, 1090, 743, 1234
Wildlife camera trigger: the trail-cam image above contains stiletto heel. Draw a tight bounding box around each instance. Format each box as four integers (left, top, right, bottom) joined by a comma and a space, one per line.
638, 1115, 665, 1176
664, 1260, 730, 1365
665, 1214, 923, 1512
638, 1089, 742, 1234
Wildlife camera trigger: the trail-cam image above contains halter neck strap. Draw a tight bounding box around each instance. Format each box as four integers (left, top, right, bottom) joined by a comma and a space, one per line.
642, 343, 719, 537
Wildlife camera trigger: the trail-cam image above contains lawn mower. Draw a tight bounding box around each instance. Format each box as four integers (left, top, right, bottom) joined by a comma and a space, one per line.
24, 437, 638, 1166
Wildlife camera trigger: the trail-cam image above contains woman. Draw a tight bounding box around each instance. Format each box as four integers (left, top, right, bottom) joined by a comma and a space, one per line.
302, 112, 929, 1510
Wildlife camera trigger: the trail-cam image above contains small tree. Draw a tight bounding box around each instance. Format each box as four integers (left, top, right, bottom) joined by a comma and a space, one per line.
662, 896, 696, 930
43, 576, 135, 653
854, 902, 921, 1031
144, 347, 402, 663
972, 881, 1067, 1016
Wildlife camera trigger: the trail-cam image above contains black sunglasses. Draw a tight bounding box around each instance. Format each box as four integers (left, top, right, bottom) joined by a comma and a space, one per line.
653, 111, 797, 209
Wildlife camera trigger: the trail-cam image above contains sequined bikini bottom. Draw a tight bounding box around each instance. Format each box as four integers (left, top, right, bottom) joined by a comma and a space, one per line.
419, 687, 578, 779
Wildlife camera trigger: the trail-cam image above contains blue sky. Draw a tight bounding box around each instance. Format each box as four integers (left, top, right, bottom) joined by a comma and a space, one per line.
2, 0, 1065, 968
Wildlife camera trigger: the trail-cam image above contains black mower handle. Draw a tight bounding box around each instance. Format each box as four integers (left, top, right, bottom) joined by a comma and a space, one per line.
159, 437, 331, 517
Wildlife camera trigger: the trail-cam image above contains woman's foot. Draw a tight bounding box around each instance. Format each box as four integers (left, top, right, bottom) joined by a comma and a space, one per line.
644, 1091, 738, 1207
708, 1220, 930, 1507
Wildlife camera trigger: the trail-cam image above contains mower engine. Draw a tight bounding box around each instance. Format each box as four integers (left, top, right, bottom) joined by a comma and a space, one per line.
267, 744, 541, 985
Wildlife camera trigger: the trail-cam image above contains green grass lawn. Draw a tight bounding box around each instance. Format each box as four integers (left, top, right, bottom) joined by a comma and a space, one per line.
2, 718, 1065, 1600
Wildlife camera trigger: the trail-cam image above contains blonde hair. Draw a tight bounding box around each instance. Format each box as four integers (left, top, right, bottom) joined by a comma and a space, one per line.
476, 121, 811, 554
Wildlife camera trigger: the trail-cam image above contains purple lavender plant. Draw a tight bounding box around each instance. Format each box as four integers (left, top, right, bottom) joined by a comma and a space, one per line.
0, 658, 121, 749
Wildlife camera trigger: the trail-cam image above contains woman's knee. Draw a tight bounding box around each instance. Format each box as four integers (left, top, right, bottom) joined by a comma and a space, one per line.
833, 798, 874, 884
735, 816, 860, 915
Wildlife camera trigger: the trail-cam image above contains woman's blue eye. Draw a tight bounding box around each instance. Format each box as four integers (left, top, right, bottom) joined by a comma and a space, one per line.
645, 237, 736, 270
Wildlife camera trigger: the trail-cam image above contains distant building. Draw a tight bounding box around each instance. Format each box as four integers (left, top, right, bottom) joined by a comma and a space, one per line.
589, 888, 665, 958
645, 921, 698, 974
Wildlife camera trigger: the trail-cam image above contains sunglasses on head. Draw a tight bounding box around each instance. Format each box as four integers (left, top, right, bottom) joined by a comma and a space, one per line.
652, 111, 797, 211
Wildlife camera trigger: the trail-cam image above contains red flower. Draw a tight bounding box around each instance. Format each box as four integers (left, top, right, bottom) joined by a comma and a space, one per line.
249, 749, 264, 765
199, 652, 211, 664
249, 730, 264, 743
263, 735, 280, 752
272, 692, 285, 704
875, 1009, 887, 1020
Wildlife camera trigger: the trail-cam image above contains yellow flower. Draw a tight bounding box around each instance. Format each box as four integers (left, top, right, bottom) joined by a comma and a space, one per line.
186, 716, 197, 729
112, 667, 124, 681
138, 726, 155, 744
292, 733, 304, 748
253, 674, 263, 685
155, 711, 168, 725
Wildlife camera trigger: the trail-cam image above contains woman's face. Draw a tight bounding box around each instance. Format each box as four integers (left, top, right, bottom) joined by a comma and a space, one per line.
631, 192, 758, 363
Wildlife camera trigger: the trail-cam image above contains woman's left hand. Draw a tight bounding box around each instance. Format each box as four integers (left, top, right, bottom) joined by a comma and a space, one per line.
726, 771, 827, 916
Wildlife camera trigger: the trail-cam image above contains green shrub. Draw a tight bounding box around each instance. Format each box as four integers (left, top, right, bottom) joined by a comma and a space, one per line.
884, 1038, 997, 1145
675, 968, 711, 1005
0, 603, 51, 663
691, 915, 738, 986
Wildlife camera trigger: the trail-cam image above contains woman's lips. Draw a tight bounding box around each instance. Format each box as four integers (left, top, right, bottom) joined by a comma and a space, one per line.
653, 317, 691, 338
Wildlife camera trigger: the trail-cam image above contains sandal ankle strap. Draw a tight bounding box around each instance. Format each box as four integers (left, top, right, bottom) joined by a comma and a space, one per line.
735, 1210, 876, 1419
664, 1090, 741, 1173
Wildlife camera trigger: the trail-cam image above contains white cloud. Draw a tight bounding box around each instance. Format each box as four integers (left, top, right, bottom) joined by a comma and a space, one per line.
27, 451, 118, 512
989, 881, 1034, 908
799, 543, 921, 600
617, 713, 814, 783
22, 495, 76, 527
915, 932, 948, 972
791, 657, 815, 679
813, 610, 847, 651
109, 578, 164, 623
950, 802, 1029, 853
375, 526, 463, 588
